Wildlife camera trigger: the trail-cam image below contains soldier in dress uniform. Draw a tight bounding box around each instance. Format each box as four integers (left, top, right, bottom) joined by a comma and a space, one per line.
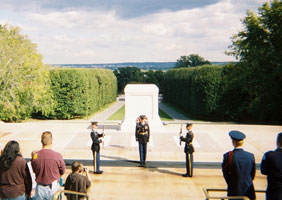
222, 130, 256, 200
261, 132, 282, 200
90, 121, 104, 174
135, 115, 150, 166
180, 123, 194, 177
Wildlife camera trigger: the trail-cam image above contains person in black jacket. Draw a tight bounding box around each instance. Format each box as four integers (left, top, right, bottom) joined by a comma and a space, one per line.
90, 121, 104, 174
135, 115, 150, 166
222, 130, 256, 200
180, 123, 194, 177
261, 132, 282, 200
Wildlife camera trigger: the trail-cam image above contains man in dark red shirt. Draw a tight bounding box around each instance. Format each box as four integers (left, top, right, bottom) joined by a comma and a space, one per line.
32, 131, 65, 199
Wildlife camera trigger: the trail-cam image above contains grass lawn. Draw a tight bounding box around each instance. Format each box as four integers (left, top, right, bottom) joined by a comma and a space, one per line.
107, 105, 173, 121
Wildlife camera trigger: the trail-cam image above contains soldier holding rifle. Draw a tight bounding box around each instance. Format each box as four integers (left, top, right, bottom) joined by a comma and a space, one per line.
180, 123, 194, 177
90, 121, 104, 174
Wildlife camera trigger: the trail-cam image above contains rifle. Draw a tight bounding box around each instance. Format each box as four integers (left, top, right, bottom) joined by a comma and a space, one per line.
102, 124, 105, 148
179, 124, 183, 146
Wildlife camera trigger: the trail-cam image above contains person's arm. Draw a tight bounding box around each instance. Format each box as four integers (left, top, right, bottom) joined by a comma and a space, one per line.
58, 154, 66, 175
221, 153, 229, 184
135, 124, 139, 141
24, 162, 32, 197
260, 152, 269, 175
251, 155, 256, 180
85, 168, 92, 192
147, 123, 150, 142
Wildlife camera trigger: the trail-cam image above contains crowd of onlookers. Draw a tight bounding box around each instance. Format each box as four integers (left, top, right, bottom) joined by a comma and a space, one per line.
0, 130, 281, 200
0, 131, 91, 200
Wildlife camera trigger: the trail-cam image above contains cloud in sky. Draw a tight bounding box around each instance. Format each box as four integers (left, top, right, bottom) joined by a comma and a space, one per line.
0, 0, 267, 64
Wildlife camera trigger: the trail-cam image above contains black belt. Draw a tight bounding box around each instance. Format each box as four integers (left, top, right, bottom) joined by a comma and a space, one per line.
38, 183, 52, 189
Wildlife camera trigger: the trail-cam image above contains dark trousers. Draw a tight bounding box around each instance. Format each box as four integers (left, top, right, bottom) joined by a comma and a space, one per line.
92, 150, 101, 172
185, 153, 193, 177
138, 142, 147, 164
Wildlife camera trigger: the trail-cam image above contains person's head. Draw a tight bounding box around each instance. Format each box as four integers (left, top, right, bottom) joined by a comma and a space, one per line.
186, 123, 193, 130
71, 161, 83, 173
229, 130, 245, 148
91, 121, 98, 129
277, 132, 282, 148
139, 115, 144, 122
0, 140, 21, 172
41, 131, 53, 147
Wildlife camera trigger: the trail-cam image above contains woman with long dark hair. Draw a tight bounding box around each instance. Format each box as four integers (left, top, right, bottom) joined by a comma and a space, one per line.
0, 140, 32, 200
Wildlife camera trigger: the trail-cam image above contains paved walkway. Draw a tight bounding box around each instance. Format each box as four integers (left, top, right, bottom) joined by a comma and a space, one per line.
1, 97, 281, 200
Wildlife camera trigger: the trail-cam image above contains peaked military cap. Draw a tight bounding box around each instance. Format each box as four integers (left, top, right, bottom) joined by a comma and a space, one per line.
229, 130, 246, 141
91, 121, 98, 125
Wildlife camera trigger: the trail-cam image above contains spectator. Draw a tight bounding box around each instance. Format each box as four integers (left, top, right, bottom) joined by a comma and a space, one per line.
261, 132, 282, 200
0, 140, 32, 199
27, 150, 38, 200
64, 162, 92, 200
222, 130, 256, 200
32, 131, 66, 200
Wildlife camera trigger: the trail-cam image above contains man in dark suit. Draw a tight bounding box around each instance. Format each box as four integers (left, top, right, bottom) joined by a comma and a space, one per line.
261, 132, 282, 200
90, 121, 104, 174
135, 115, 150, 166
222, 130, 256, 200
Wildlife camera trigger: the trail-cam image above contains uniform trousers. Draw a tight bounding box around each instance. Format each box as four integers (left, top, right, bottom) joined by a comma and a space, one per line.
185, 153, 193, 177
92, 150, 101, 172
138, 142, 147, 164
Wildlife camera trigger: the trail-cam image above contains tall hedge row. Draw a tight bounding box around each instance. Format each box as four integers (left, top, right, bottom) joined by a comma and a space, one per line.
49, 68, 117, 119
162, 65, 223, 119
162, 64, 281, 123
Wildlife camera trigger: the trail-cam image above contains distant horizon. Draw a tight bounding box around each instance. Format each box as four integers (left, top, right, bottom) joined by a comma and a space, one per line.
50, 60, 234, 65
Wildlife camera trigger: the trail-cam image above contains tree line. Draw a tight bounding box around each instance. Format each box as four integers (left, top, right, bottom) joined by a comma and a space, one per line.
1, 0, 281, 123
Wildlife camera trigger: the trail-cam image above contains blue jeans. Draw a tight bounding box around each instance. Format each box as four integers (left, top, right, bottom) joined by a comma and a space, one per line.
35, 182, 60, 200
2, 194, 26, 200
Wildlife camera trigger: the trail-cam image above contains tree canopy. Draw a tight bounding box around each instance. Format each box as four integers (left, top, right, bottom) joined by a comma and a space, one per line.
226, 0, 282, 122
0, 25, 54, 121
175, 54, 211, 68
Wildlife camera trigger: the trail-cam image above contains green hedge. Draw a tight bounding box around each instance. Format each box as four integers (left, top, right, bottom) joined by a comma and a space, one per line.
49, 68, 117, 119
162, 65, 223, 119
162, 64, 282, 123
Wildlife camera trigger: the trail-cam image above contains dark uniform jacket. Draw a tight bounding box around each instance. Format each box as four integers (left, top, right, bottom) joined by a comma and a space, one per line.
90, 130, 103, 152
222, 148, 256, 200
135, 122, 150, 144
261, 148, 282, 200
180, 131, 194, 154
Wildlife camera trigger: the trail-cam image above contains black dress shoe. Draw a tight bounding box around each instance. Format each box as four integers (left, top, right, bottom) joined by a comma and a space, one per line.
94, 171, 103, 174
182, 174, 189, 177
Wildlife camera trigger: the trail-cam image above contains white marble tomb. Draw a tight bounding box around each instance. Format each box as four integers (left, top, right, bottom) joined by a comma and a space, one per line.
120, 84, 164, 132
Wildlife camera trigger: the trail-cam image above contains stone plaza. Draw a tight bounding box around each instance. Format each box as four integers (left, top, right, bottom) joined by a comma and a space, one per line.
0, 99, 281, 199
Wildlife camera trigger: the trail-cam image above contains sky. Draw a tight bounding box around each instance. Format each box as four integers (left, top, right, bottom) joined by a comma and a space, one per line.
0, 0, 268, 64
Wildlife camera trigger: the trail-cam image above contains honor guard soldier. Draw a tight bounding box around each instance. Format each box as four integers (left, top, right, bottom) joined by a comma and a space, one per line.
261, 132, 282, 200
222, 130, 256, 200
90, 121, 104, 174
135, 115, 150, 166
180, 123, 194, 177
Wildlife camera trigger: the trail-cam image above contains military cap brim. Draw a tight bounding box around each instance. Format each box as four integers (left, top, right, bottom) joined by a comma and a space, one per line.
229, 130, 246, 141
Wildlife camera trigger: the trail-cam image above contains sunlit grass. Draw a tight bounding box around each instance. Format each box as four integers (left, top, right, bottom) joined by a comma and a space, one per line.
107, 105, 173, 121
